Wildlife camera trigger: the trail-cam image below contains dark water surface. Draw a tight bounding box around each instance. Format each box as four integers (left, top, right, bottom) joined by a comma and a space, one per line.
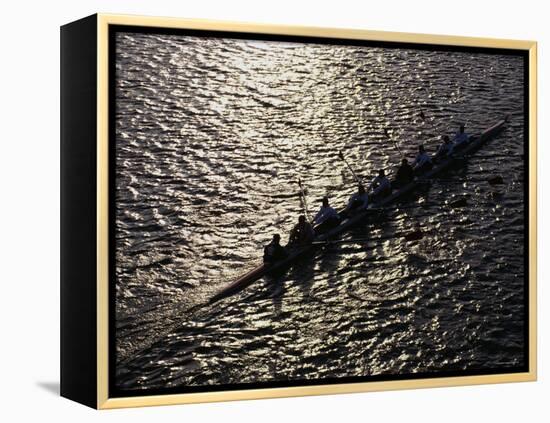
113, 32, 526, 390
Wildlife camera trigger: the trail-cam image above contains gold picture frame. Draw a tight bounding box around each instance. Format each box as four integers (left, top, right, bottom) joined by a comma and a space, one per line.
60, 13, 537, 409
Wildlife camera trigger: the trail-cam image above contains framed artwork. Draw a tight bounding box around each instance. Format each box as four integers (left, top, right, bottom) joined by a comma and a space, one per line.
60, 14, 537, 409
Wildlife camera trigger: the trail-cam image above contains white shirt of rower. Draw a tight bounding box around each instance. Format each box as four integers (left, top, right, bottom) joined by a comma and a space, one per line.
368, 175, 391, 196
437, 142, 451, 157
313, 205, 339, 225
414, 151, 432, 168
453, 131, 469, 145
449, 131, 469, 154
265, 242, 277, 257
346, 191, 369, 211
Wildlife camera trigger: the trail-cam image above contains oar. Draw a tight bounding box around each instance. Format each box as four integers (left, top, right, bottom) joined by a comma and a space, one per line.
418, 83, 444, 140
408, 77, 434, 127
338, 151, 361, 184
384, 128, 405, 159
312, 229, 425, 246
419, 93, 470, 140
420, 110, 466, 140
418, 109, 438, 135
418, 109, 449, 156
297, 178, 312, 222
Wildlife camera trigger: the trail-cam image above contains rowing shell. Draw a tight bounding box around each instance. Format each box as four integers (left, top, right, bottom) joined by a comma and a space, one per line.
210, 117, 508, 303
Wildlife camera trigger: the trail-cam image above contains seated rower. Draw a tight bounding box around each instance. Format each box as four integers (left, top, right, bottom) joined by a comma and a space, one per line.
413, 145, 433, 175
392, 158, 414, 189
263, 234, 288, 264
434, 135, 452, 162
341, 184, 369, 217
313, 197, 341, 233
368, 169, 391, 202
448, 124, 469, 155
288, 215, 315, 247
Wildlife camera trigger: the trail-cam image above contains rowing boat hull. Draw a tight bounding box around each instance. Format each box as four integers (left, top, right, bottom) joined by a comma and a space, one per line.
210, 117, 508, 303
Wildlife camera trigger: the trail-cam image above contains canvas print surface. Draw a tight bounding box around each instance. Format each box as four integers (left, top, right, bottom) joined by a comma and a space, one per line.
111, 29, 527, 394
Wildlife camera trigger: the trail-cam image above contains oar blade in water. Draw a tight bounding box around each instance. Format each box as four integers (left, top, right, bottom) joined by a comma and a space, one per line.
404, 229, 424, 242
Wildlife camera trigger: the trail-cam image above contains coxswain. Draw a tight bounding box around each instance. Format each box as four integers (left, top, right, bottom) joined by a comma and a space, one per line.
288, 215, 315, 246
392, 158, 415, 189
434, 135, 452, 162
342, 184, 369, 217
367, 169, 392, 202
413, 145, 433, 175
263, 234, 288, 264
449, 124, 470, 155
312, 197, 341, 233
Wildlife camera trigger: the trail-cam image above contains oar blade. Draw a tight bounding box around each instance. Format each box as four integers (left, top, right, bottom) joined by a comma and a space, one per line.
404, 229, 424, 242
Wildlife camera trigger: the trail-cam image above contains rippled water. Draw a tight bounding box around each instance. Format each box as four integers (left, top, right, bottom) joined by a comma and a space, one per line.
113, 31, 526, 391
